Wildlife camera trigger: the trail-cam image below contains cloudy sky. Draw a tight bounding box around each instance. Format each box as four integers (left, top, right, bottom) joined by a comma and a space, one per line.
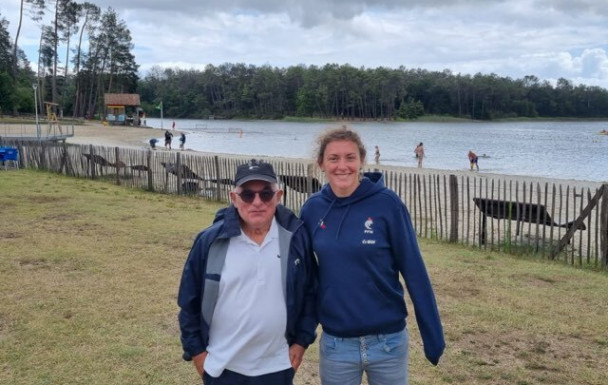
2, 0, 608, 88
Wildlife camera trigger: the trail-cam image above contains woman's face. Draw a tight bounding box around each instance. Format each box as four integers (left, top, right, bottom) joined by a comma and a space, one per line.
319, 140, 363, 197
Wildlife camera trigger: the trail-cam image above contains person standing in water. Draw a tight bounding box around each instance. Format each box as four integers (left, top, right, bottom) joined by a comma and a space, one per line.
415, 142, 424, 168
179, 133, 186, 151
468, 150, 479, 171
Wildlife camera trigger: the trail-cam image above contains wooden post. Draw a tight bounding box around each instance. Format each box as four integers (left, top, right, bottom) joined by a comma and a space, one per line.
115, 147, 121, 186
449, 174, 459, 243
423, 175, 428, 238
214, 155, 221, 201
58, 142, 67, 174
176, 152, 182, 195
479, 211, 486, 245
17, 142, 24, 169
306, 163, 315, 195
89, 144, 95, 180
437, 175, 444, 240
600, 184, 608, 268
39, 142, 46, 170
147, 150, 153, 191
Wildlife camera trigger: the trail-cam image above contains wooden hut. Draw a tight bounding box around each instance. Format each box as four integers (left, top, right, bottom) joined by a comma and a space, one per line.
104, 93, 142, 126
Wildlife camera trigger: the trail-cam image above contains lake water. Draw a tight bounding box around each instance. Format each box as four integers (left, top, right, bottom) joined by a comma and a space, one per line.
146, 118, 608, 183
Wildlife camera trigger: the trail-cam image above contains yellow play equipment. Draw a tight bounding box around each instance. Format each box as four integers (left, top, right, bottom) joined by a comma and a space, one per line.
44, 102, 63, 135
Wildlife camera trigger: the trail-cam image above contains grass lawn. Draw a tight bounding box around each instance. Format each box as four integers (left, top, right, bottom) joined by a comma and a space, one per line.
1, 170, 606, 385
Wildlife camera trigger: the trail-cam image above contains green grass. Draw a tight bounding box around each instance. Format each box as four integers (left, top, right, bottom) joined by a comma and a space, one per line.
1, 170, 607, 385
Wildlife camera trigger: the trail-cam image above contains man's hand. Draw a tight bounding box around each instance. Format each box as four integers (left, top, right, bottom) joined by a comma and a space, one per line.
289, 344, 306, 372
192, 351, 208, 376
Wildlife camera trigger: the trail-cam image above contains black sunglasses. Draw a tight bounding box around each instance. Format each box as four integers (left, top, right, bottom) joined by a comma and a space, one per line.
236, 189, 277, 203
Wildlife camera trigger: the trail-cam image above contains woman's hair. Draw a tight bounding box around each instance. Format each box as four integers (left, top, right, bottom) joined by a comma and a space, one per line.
314, 125, 367, 166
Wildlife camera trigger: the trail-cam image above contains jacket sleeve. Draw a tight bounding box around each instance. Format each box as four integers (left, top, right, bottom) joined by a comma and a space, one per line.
293, 226, 318, 348
388, 197, 445, 365
177, 233, 207, 361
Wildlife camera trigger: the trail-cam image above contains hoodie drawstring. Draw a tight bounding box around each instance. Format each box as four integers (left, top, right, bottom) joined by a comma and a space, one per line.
313, 199, 336, 236
312, 199, 352, 240
335, 205, 351, 239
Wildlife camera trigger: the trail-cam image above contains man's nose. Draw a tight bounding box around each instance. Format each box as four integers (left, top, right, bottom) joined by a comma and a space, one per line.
251, 192, 265, 204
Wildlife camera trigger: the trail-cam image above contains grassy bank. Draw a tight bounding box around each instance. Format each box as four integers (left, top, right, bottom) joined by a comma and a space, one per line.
1, 170, 606, 385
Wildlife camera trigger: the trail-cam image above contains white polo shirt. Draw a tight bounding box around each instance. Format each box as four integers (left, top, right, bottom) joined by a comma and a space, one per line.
204, 218, 291, 377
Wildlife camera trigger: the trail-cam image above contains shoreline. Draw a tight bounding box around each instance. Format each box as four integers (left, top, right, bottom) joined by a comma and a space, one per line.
4, 121, 602, 190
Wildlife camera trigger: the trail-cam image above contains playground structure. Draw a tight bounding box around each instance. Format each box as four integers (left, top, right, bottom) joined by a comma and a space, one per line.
44, 102, 64, 137
0, 101, 74, 142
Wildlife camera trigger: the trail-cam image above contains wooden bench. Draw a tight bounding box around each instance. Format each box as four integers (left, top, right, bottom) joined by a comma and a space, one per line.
472, 197, 586, 245
278, 174, 321, 194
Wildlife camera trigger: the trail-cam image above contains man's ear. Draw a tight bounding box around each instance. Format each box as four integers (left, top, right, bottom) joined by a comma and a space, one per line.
229, 191, 238, 204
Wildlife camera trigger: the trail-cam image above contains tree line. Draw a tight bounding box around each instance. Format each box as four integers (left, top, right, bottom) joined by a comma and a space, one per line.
3, 2, 608, 121
139, 63, 608, 121
0, 0, 137, 118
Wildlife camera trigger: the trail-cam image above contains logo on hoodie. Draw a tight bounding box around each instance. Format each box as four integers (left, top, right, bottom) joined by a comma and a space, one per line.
362, 217, 376, 245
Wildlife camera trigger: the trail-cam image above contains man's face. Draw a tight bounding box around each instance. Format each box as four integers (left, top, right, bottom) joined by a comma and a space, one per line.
230, 180, 283, 231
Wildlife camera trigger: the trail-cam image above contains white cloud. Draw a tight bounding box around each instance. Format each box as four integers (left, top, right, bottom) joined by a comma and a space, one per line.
577, 49, 608, 79
2, 0, 608, 89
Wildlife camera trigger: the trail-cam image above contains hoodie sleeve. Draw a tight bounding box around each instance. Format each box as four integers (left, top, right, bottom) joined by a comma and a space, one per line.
292, 225, 319, 348
387, 195, 445, 365
177, 233, 207, 361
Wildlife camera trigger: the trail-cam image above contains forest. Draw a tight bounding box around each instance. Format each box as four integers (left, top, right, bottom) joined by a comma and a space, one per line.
138, 64, 608, 120
2, 1, 608, 121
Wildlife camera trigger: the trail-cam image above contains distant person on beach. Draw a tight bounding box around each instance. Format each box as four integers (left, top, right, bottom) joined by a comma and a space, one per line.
374, 145, 380, 164
149, 138, 158, 150
300, 126, 445, 385
179, 133, 186, 150
415, 142, 424, 168
164, 130, 173, 150
177, 159, 317, 385
468, 150, 479, 171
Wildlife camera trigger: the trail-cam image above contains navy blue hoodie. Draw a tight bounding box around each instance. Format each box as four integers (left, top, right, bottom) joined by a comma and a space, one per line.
300, 172, 445, 365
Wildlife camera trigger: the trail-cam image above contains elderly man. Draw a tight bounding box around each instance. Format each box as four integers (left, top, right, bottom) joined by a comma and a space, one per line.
177, 159, 317, 385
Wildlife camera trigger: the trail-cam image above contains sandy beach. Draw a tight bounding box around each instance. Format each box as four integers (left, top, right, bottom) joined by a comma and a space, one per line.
65, 122, 166, 149
2, 120, 601, 190
57, 121, 602, 190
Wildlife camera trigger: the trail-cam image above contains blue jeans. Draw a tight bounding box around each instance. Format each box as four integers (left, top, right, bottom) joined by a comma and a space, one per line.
319, 329, 409, 385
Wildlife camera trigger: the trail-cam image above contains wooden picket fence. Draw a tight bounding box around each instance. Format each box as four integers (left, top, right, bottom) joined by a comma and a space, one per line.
3, 139, 607, 269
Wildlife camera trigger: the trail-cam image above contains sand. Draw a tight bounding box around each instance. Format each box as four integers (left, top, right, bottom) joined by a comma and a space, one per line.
65, 122, 165, 149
